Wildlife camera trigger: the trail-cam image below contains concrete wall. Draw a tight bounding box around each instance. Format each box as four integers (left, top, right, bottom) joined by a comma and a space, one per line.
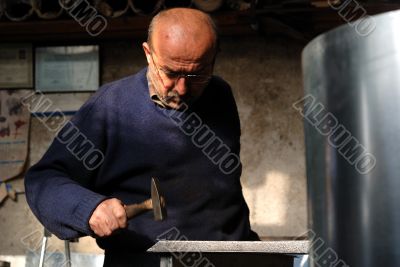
218, 37, 307, 237
0, 36, 307, 256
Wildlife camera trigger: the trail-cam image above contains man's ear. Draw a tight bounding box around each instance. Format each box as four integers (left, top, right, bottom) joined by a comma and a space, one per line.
142, 42, 151, 64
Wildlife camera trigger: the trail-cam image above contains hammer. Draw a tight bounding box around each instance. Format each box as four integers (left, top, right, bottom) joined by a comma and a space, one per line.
124, 177, 167, 221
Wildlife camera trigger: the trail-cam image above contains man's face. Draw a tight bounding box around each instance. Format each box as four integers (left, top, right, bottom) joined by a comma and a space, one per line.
143, 38, 215, 109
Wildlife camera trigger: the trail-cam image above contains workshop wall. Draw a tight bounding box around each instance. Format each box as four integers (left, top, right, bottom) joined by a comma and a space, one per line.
0, 35, 307, 255
219, 37, 306, 238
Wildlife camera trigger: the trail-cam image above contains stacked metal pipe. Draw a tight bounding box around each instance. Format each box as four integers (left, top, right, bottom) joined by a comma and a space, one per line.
33, 0, 63, 19
0, 0, 225, 21
193, 0, 224, 12
3, 0, 35, 21
94, 0, 130, 18
164, 0, 193, 8
130, 0, 164, 16
0, 0, 4, 19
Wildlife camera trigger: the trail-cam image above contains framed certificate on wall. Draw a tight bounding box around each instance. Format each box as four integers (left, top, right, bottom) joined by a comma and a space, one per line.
0, 44, 33, 88
35, 45, 99, 92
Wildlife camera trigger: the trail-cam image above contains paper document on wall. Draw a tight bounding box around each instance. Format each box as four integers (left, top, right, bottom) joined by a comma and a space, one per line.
35, 45, 99, 92
0, 44, 33, 88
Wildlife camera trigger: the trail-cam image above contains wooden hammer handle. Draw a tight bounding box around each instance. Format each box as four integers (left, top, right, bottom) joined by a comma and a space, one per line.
125, 199, 152, 220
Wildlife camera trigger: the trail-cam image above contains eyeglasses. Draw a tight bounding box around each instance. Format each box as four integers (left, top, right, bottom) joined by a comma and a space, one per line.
149, 52, 212, 86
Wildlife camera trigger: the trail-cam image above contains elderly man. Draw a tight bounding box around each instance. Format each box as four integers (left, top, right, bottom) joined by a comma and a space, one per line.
25, 7, 258, 267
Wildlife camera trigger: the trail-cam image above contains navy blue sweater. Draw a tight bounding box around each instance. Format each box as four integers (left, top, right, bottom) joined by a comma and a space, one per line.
25, 68, 258, 252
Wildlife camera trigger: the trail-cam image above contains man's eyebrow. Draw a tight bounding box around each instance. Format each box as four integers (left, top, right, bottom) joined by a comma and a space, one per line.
161, 65, 209, 75
161, 66, 177, 73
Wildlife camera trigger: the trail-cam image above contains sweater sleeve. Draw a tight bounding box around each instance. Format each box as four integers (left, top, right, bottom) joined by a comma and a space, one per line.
24, 88, 109, 240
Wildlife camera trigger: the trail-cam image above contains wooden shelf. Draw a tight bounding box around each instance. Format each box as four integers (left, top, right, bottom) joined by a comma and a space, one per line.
0, 11, 255, 42
0, 4, 399, 43
0, 16, 150, 42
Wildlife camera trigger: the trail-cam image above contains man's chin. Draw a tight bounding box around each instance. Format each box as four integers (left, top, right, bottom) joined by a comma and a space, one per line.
167, 98, 194, 110
170, 101, 189, 110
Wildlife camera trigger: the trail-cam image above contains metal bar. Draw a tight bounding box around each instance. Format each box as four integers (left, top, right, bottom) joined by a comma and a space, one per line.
64, 240, 71, 267
38, 236, 48, 267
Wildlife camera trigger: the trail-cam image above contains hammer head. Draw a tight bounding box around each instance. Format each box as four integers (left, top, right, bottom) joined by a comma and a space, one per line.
151, 177, 167, 221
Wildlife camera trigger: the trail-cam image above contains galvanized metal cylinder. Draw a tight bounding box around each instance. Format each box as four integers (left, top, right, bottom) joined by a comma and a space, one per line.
302, 9, 400, 267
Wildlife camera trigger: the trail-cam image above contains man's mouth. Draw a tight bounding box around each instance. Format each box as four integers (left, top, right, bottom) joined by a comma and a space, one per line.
163, 94, 179, 103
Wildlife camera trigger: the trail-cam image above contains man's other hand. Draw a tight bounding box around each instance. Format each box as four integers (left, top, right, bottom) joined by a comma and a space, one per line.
89, 198, 128, 237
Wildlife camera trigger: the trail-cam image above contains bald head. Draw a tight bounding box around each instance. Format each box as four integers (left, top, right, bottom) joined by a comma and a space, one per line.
147, 8, 218, 59
142, 8, 218, 109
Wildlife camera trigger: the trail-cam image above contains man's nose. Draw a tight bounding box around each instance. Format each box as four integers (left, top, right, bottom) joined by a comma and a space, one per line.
174, 77, 188, 96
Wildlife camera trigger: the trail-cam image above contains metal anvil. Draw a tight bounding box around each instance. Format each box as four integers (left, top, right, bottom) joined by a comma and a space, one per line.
148, 240, 309, 267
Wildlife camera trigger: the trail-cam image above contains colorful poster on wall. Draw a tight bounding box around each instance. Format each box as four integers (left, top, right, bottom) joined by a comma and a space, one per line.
0, 89, 31, 182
